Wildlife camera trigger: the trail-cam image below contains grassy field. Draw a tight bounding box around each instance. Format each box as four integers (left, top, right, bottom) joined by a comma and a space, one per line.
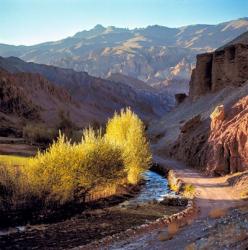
0, 155, 29, 166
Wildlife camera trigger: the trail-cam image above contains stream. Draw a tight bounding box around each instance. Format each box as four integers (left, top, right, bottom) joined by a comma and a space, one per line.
119, 170, 175, 207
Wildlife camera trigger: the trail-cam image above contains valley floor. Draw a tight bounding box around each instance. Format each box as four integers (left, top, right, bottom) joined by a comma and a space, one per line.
108, 157, 248, 250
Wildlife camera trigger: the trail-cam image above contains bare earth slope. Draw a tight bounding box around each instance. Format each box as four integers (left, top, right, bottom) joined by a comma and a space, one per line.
0, 68, 91, 130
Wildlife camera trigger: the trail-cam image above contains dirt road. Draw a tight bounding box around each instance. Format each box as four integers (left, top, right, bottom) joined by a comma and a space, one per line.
154, 156, 245, 217
109, 157, 248, 250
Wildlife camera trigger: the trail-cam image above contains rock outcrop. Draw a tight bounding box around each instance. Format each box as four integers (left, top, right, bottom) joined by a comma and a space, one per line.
169, 92, 248, 175
206, 96, 248, 174
173, 40, 248, 174
151, 32, 248, 176
189, 44, 248, 99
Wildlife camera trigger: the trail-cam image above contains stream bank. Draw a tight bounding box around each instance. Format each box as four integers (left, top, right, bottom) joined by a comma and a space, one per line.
0, 170, 187, 249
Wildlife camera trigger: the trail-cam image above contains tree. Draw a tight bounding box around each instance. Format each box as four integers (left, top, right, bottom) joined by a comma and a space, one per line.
105, 108, 152, 184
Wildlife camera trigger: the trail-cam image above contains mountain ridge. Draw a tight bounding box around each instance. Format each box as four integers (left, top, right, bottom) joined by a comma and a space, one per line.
1, 18, 248, 94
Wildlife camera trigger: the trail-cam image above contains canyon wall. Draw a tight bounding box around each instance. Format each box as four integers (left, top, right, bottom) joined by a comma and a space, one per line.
167, 42, 248, 175
189, 44, 248, 99
170, 94, 248, 175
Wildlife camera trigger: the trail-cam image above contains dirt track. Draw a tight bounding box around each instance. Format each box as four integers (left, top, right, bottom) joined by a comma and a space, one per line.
154, 157, 245, 217
109, 157, 248, 250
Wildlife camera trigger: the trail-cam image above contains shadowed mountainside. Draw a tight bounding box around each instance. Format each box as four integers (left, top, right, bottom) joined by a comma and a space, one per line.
0, 56, 174, 135
0, 68, 91, 134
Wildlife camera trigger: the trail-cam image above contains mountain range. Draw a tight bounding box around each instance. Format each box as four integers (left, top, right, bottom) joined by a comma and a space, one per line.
1, 18, 248, 94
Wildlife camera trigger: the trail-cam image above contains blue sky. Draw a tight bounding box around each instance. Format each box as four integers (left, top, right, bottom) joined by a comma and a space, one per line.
1, 0, 248, 45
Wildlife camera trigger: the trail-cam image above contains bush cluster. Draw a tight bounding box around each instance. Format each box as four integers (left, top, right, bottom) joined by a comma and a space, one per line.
1, 108, 152, 210
106, 108, 151, 184
23, 124, 57, 144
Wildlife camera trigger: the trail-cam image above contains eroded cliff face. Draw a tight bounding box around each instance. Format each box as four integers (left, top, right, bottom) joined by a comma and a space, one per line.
170, 95, 248, 175
189, 44, 248, 99
168, 43, 248, 175
206, 98, 248, 174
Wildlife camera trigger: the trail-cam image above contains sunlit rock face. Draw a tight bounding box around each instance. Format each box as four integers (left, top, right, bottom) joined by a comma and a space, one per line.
206, 96, 248, 174
154, 31, 248, 176
168, 85, 248, 176
0, 18, 248, 94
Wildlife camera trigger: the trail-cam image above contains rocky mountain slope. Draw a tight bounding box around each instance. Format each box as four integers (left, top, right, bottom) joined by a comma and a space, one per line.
0, 69, 90, 133
0, 56, 173, 134
218, 30, 248, 49
150, 32, 248, 175
1, 18, 248, 94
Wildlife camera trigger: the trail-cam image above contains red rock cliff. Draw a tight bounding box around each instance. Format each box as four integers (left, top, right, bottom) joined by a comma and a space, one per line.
168, 40, 248, 175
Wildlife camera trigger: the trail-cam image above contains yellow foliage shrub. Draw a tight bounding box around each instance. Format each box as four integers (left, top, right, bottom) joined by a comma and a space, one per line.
105, 108, 152, 184
27, 133, 82, 203
0, 108, 151, 209
77, 128, 125, 190
27, 130, 125, 204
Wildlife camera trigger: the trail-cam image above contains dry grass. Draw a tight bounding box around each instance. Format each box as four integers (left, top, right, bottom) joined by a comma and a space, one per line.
183, 184, 195, 198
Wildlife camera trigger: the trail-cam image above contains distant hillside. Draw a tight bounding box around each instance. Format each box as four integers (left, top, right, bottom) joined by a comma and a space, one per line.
0, 18, 248, 94
218, 30, 248, 50
0, 56, 173, 134
0, 68, 87, 135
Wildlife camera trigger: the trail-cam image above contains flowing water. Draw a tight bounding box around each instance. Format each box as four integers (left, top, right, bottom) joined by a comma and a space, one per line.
119, 170, 175, 207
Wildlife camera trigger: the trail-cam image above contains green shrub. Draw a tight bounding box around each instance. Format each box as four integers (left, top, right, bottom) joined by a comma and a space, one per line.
23, 123, 57, 144
77, 128, 125, 191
